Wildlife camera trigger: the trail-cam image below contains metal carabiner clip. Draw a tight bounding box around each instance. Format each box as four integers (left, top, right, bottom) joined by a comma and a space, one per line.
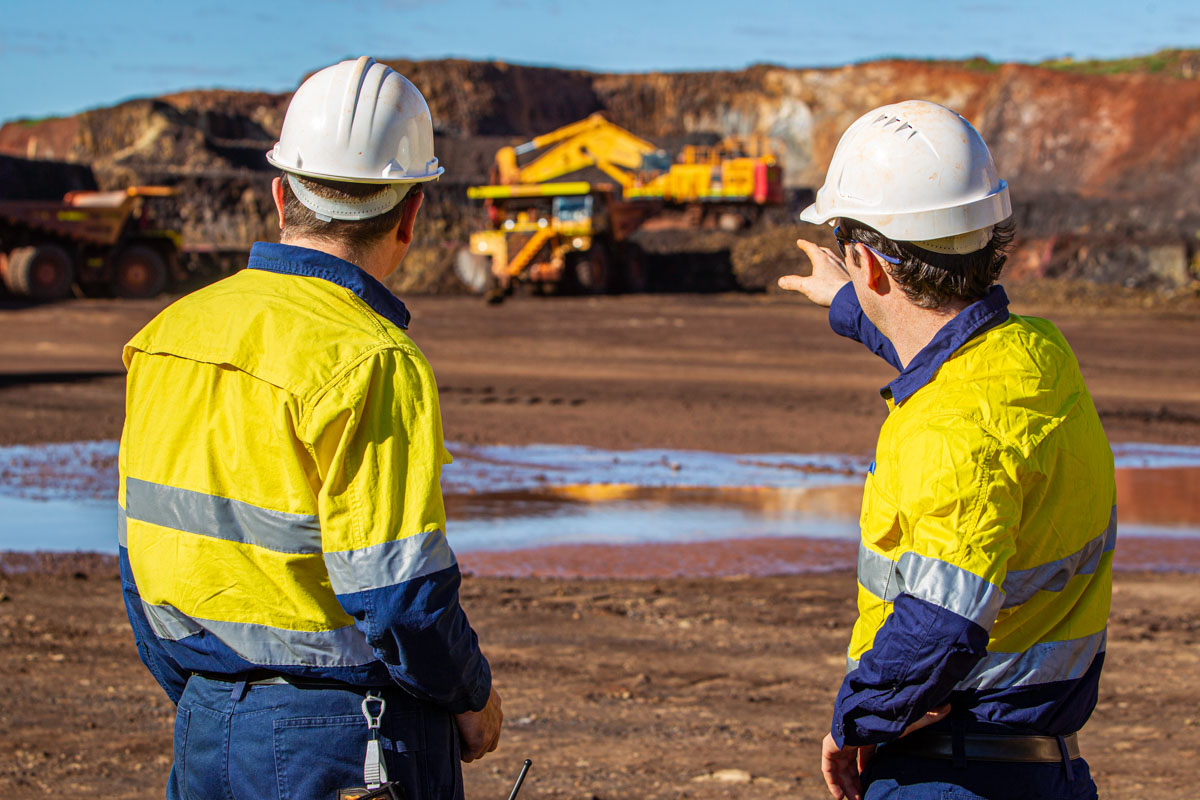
361, 692, 386, 731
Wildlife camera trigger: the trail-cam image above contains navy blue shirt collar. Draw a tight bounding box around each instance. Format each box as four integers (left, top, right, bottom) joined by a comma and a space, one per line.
246, 242, 411, 330
885, 285, 1010, 405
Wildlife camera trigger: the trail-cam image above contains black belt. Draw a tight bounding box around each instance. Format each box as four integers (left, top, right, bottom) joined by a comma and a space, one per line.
191, 671, 366, 691
885, 731, 1080, 763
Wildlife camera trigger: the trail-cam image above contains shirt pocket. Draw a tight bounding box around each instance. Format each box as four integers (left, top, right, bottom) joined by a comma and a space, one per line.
859, 471, 902, 555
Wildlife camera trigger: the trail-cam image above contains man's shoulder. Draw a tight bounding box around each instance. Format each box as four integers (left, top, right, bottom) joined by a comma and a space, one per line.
125, 269, 425, 399
900, 312, 1092, 453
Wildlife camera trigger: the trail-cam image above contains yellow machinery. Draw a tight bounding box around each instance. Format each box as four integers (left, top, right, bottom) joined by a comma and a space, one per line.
458, 114, 782, 297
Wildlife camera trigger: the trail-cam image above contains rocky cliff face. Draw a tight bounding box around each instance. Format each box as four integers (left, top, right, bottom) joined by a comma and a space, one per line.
3, 55, 1198, 293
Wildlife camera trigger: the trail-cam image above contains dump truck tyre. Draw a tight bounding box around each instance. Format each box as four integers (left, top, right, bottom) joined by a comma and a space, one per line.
622, 244, 648, 293
5, 244, 75, 300
455, 248, 494, 294
113, 245, 168, 298
572, 246, 612, 294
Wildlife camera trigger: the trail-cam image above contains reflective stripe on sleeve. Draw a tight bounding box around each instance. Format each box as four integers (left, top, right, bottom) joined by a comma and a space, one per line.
954, 629, 1106, 692
125, 478, 321, 554
857, 546, 1005, 626
1001, 507, 1117, 608
323, 528, 457, 596
847, 628, 1106, 691
117, 505, 128, 548
141, 601, 377, 667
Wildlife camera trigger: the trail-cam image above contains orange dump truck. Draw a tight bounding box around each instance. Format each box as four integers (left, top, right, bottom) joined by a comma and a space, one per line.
0, 186, 182, 300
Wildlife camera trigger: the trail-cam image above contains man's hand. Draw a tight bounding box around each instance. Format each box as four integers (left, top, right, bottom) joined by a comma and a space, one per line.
821, 733, 866, 800
820, 705, 950, 799
455, 686, 503, 763
778, 239, 851, 307
900, 704, 950, 737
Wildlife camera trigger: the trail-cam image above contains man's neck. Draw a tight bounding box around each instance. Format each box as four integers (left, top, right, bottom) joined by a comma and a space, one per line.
883, 298, 971, 368
280, 235, 395, 282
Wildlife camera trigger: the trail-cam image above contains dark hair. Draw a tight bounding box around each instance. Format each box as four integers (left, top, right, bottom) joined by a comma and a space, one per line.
280, 172, 417, 261
837, 217, 1015, 309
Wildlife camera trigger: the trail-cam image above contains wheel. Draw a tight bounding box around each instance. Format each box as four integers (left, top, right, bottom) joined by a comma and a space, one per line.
621, 244, 648, 293
112, 244, 168, 298
570, 246, 612, 294
4, 244, 76, 300
454, 248, 495, 294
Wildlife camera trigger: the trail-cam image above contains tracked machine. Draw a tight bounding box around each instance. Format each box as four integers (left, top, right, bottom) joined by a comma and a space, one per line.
457, 114, 782, 299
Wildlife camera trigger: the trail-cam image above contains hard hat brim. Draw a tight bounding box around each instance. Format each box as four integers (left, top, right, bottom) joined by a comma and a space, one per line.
266, 152, 444, 185
798, 202, 831, 226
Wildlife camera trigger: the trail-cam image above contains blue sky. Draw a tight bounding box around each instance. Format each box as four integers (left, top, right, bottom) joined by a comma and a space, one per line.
2, 0, 1198, 124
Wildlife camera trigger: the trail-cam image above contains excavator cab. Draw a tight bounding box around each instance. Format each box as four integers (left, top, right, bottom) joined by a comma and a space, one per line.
551, 196, 593, 226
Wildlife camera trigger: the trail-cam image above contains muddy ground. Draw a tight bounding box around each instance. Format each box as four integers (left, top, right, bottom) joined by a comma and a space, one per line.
2, 287, 1200, 798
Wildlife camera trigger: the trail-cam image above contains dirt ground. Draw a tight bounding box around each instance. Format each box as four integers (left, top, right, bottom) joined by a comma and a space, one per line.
2, 288, 1200, 798
0, 556, 1197, 799
2, 287, 1199, 452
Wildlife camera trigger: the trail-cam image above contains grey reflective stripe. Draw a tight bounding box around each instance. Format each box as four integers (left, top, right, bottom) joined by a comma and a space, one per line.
324, 528, 457, 596
846, 655, 859, 675
125, 478, 321, 554
141, 602, 376, 667
117, 505, 128, 548
142, 599, 201, 640
857, 544, 893, 601
955, 629, 1106, 692
1002, 506, 1118, 608
856, 545, 1004, 626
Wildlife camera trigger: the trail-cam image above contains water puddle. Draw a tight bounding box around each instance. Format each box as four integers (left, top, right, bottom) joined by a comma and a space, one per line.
1, 441, 1198, 576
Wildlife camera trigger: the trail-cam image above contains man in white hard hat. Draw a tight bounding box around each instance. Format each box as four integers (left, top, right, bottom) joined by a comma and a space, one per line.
779, 101, 1114, 800
118, 57, 502, 799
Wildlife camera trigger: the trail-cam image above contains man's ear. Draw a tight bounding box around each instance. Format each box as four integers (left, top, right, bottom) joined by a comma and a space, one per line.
271, 176, 286, 232
856, 243, 890, 295
396, 189, 424, 244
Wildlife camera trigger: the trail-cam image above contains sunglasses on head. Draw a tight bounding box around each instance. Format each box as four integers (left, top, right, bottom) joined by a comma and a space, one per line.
833, 225, 901, 264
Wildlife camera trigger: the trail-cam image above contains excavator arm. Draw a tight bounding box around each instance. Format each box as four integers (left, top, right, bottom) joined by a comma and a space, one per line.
495, 113, 664, 190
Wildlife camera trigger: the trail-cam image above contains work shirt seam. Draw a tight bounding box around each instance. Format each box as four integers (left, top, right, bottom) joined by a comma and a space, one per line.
125, 347, 307, 398
298, 343, 419, 434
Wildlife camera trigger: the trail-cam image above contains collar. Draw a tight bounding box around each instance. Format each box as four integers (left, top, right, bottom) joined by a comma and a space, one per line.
246, 242, 411, 330
884, 285, 1010, 406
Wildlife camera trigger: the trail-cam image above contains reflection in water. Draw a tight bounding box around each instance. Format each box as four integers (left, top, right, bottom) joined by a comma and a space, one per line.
0, 441, 1198, 576
1115, 467, 1200, 532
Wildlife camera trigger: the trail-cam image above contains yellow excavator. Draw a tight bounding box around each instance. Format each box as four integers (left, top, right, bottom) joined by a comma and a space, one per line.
457, 114, 781, 298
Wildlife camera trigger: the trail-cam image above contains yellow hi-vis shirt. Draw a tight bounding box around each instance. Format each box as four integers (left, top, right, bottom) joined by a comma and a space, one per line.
828, 284, 1114, 746
117, 242, 490, 713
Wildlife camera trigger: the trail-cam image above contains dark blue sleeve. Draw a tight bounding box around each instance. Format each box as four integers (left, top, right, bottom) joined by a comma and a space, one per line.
336, 564, 492, 715
119, 546, 190, 704
828, 282, 902, 370
831, 593, 989, 747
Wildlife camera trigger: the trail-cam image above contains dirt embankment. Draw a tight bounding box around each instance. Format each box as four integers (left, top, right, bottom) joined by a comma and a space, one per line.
3, 55, 1200, 294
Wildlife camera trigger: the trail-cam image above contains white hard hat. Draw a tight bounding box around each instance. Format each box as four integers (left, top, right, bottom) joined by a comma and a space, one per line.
800, 100, 1011, 254
267, 57, 443, 220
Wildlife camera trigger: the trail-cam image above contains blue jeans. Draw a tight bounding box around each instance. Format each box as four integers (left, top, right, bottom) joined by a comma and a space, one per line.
861, 750, 1098, 800
167, 675, 463, 800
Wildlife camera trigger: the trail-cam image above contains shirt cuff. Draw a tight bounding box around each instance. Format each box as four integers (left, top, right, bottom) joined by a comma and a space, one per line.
828, 282, 860, 339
